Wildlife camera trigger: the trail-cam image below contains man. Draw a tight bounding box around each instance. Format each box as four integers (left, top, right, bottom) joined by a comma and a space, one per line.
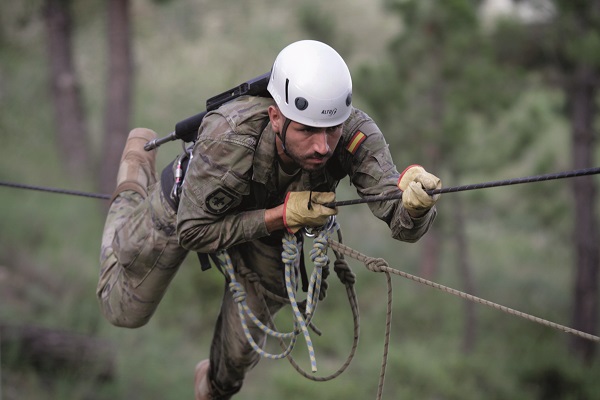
98, 40, 441, 400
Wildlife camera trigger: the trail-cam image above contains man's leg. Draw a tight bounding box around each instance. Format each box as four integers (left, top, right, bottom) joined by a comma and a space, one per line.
110, 127, 158, 200
98, 128, 188, 328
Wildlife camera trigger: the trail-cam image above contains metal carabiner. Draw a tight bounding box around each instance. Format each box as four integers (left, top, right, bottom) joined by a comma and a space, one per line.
172, 144, 194, 199
303, 215, 337, 237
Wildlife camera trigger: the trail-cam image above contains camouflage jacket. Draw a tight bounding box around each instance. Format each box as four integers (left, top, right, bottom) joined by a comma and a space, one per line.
177, 96, 435, 253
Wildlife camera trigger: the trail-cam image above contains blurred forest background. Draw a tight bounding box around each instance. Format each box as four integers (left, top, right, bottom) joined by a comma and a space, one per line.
1, 0, 599, 399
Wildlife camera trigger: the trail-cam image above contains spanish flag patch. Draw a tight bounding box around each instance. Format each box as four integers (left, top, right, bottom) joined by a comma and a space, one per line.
346, 130, 366, 155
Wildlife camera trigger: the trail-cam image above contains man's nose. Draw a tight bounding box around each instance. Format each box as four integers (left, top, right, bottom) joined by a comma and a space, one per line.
312, 131, 330, 155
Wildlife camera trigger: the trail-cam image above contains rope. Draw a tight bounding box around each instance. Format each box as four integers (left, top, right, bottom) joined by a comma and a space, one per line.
216, 222, 365, 385
376, 264, 392, 400
216, 224, 343, 373
217, 250, 298, 360
279, 227, 362, 383
327, 240, 600, 343
379, 272, 392, 399
282, 233, 319, 372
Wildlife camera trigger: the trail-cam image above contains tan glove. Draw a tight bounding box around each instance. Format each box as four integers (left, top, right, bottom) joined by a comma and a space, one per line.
283, 191, 337, 234
397, 165, 441, 217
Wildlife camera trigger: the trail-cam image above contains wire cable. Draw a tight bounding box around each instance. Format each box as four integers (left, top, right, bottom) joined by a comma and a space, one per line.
323, 166, 600, 208
0, 181, 110, 200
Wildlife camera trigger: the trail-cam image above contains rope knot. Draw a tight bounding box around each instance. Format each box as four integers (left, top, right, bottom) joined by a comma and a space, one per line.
318, 265, 330, 301
229, 281, 246, 303
334, 259, 356, 285
366, 257, 389, 273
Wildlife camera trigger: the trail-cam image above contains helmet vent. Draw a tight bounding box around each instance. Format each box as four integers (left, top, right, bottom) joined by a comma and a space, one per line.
295, 97, 308, 111
285, 78, 290, 104
346, 93, 352, 106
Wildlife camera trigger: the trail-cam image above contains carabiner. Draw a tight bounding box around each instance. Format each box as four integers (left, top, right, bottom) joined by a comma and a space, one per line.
303, 215, 337, 237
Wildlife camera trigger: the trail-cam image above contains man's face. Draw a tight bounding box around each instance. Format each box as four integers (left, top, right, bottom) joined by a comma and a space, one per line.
283, 121, 343, 171
269, 106, 343, 171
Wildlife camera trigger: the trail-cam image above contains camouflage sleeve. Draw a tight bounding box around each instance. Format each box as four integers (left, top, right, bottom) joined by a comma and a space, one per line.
176, 112, 270, 254
345, 111, 436, 243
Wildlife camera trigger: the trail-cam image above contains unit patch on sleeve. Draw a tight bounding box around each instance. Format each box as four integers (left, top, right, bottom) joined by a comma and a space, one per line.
346, 130, 367, 155
205, 188, 237, 214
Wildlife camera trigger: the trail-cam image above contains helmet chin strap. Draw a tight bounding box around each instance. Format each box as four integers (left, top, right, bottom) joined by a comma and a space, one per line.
277, 118, 293, 157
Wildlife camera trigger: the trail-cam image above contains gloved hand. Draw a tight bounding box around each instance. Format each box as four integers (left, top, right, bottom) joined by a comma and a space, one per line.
283, 191, 337, 234
397, 165, 441, 217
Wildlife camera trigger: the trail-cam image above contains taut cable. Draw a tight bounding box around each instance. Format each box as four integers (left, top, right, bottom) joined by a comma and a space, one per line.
0, 181, 110, 200
1, 167, 598, 205
322, 167, 600, 208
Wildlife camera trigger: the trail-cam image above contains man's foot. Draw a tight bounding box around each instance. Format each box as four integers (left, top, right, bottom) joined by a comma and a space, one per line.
111, 128, 158, 202
194, 359, 212, 400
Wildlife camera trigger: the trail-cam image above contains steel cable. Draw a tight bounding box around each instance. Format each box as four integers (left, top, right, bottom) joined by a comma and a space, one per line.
323, 167, 600, 208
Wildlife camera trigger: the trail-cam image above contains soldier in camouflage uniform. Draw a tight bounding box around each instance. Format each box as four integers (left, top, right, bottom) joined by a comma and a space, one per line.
98, 40, 441, 400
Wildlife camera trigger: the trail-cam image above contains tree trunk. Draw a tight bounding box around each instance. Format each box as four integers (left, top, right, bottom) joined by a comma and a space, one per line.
43, 0, 89, 177
420, 229, 441, 280
419, 42, 444, 280
453, 193, 477, 354
100, 0, 133, 195
567, 64, 599, 364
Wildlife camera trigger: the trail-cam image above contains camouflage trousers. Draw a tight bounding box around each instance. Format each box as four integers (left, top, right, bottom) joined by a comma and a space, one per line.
98, 182, 293, 399
98, 183, 188, 328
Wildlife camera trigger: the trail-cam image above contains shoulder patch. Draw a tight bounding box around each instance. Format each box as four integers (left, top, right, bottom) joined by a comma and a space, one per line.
346, 130, 367, 155
205, 188, 237, 214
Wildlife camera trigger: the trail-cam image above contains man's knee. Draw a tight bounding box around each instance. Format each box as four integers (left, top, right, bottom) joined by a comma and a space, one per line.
108, 314, 151, 329
98, 300, 152, 329
96, 285, 154, 329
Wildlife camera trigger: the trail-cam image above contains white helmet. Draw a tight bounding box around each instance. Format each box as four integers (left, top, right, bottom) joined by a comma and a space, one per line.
267, 40, 353, 127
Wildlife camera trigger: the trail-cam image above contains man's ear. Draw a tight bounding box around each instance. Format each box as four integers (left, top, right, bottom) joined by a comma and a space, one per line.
268, 105, 282, 132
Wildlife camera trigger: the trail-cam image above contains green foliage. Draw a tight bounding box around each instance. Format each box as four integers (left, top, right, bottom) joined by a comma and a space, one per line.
565, 30, 600, 66
0, 1, 598, 399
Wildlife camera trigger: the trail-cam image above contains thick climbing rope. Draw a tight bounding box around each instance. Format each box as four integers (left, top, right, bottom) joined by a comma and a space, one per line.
281, 233, 319, 372
216, 222, 364, 385
217, 250, 299, 360
276, 226, 361, 383
216, 225, 340, 372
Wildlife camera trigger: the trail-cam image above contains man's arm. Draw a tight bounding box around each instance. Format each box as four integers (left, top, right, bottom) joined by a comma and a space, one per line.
177, 119, 336, 253
342, 113, 437, 243
264, 204, 285, 232
176, 111, 273, 254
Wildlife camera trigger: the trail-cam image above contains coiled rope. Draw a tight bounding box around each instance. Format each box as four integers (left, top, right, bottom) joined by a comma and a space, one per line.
216, 220, 395, 400
282, 232, 319, 372
216, 222, 352, 374
276, 225, 361, 383
216, 250, 298, 359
